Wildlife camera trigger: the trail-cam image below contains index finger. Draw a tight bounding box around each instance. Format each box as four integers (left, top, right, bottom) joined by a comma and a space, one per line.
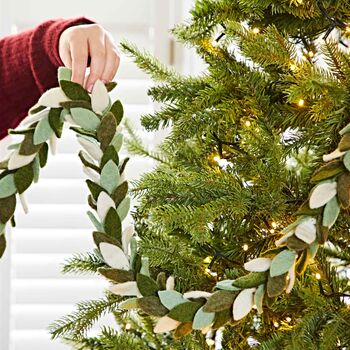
70, 38, 89, 86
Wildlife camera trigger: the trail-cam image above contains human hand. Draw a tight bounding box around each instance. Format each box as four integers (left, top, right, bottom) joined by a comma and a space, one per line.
59, 24, 120, 92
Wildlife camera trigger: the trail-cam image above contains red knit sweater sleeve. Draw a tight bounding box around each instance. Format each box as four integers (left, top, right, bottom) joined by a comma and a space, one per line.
0, 17, 95, 140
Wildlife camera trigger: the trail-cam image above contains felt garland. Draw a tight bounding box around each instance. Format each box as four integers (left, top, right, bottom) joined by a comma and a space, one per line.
0, 67, 349, 337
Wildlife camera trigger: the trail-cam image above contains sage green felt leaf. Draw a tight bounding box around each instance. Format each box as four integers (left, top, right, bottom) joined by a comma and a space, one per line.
71, 127, 98, 140
111, 133, 124, 152
0, 234, 6, 258
340, 123, 350, 135
168, 301, 201, 323
97, 112, 117, 151
14, 163, 34, 194
105, 81, 117, 92
254, 284, 265, 314
87, 211, 104, 232
104, 207, 122, 242
71, 108, 101, 131
100, 160, 120, 193
137, 296, 168, 317
0, 174, 17, 198
100, 145, 119, 169
203, 290, 236, 313
322, 196, 340, 228
192, 306, 215, 330
212, 308, 232, 329
136, 273, 159, 297
232, 271, 268, 289
48, 108, 63, 138
93, 231, 121, 249
310, 160, 344, 183
60, 100, 92, 111
38, 143, 49, 167
216, 280, 241, 291
110, 100, 124, 125
158, 290, 187, 309
33, 116, 54, 145
58, 67, 72, 82
267, 272, 288, 297
343, 151, 350, 171
19, 133, 42, 155
98, 267, 134, 283
86, 180, 105, 201
140, 256, 150, 276
117, 196, 130, 221
119, 298, 138, 310
270, 250, 297, 277
111, 181, 128, 207
60, 80, 91, 102
0, 195, 16, 224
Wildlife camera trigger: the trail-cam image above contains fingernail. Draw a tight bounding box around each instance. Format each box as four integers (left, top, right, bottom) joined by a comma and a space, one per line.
87, 84, 93, 92
101, 79, 107, 84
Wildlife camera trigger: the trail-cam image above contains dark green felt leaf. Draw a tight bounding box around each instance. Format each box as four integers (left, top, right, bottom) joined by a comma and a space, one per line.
98, 267, 134, 283
9, 127, 36, 135
156, 272, 167, 290
29, 105, 46, 115
48, 108, 64, 138
60, 100, 92, 110
14, 163, 34, 194
286, 235, 309, 251
97, 112, 117, 151
212, 308, 232, 329
19, 133, 42, 155
38, 143, 48, 167
111, 181, 128, 207
267, 272, 288, 297
0, 195, 16, 224
137, 296, 168, 317
310, 160, 344, 183
203, 290, 236, 313
337, 172, 350, 209
100, 145, 119, 169
136, 273, 159, 297
339, 133, 350, 152
93, 231, 121, 249
174, 322, 193, 338
70, 126, 98, 140
0, 234, 6, 258
60, 80, 91, 102
88, 195, 97, 210
104, 207, 122, 242
232, 271, 268, 289
86, 180, 105, 201
119, 157, 130, 175
105, 81, 118, 92
78, 152, 100, 173
168, 301, 201, 323
110, 100, 123, 125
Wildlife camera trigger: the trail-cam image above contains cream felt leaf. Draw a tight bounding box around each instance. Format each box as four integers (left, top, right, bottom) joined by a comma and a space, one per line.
8, 150, 36, 170
122, 225, 134, 255
244, 258, 271, 272
192, 306, 215, 330
254, 284, 265, 314
233, 288, 256, 321
100, 160, 120, 193
97, 191, 115, 222
309, 181, 337, 209
183, 291, 212, 299
154, 316, 180, 334
33, 116, 54, 145
20, 109, 49, 127
295, 217, 316, 244
158, 290, 187, 309
119, 298, 138, 310
109, 281, 141, 297
275, 230, 294, 247
99, 242, 129, 270
0, 174, 17, 198
166, 276, 175, 291
270, 250, 297, 277
49, 134, 58, 155
117, 196, 131, 221
18, 193, 29, 214
322, 196, 340, 228
91, 79, 110, 114
286, 264, 296, 294
323, 148, 345, 162
77, 136, 103, 161
71, 108, 101, 131
83, 166, 100, 182
38, 87, 70, 108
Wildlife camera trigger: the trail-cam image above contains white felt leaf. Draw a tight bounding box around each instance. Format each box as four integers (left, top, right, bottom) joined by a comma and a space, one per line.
49, 134, 58, 155
192, 306, 215, 330
275, 230, 294, 247
71, 108, 101, 131
8, 150, 36, 170
309, 181, 337, 209
100, 160, 120, 193
18, 193, 29, 214
0, 174, 16, 198
83, 166, 100, 182
286, 264, 295, 294
99, 242, 129, 270
233, 288, 256, 321
38, 87, 70, 107
109, 281, 141, 297
97, 191, 115, 222
158, 290, 187, 309
91, 79, 110, 114
20, 109, 49, 127
270, 250, 297, 277
183, 291, 212, 299
254, 284, 265, 314
64, 114, 76, 125
244, 258, 271, 272
122, 225, 134, 255
295, 217, 316, 244
216, 280, 241, 291
117, 196, 131, 221
33, 116, 54, 145
80, 150, 96, 165
166, 276, 175, 291
154, 316, 180, 334
323, 148, 345, 162
77, 137, 103, 161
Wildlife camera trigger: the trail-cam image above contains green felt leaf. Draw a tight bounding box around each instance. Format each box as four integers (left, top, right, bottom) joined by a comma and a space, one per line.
110, 100, 124, 125
119, 157, 129, 175
130, 237, 138, 271
254, 284, 265, 314
78, 152, 100, 173
93, 231, 121, 249
295, 249, 310, 275
119, 298, 138, 310
192, 306, 215, 330
267, 272, 288, 297
216, 280, 241, 291
168, 301, 201, 323
86, 180, 105, 201
29, 104, 46, 115
60, 100, 92, 111
203, 290, 236, 313
71, 108, 101, 132
48, 108, 64, 138
111, 133, 124, 152
100, 160, 120, 193
174, 322, 192, 338
286, 235, 309, 251
104, 207, 122, 242
9, 127, 36, 135
100, 145, 119, 169
0, 234, 6, 258
105, 81, 118, 92
212, 308, 232, 330
70, 126, 98, 140
270, 250, 297, 277
97, 112, 117, 151
32, 156, 40, 183
117, 196, 130, 222
111, 181, 128, 207
296, 199, 322, 217
88, 195, 97, 210
38, 143, 49, 167
158, 290, 186, 309
0, 195, 16, 224
19, 133, 42, 155
137, 296, 168, 317
0, 174, 17, 199
60, 80, 90, 102
0, 160, 9, 169
322, 196, 340, 228
14, 163, 34, 194
156, 272, 167, 290
87, 211, 104, 232
337, 172, 350, 208
310, 160, 344, 183
33, 116, 54, 145
58, 67, 72, 82
136, 273, 159, 297
140, 256, 150, 276
340, 123, 350, 135
98, 267, 134, 283
339, 133, 350, 152
232, 271, 268, 289
343, 151, 350, 171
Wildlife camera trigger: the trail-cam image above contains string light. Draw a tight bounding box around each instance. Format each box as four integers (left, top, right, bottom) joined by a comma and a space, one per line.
245, 120, 251, 127
286, 317, 292, 323
307, 50, 315, 58
315, 272, 321, 280
243, 244, 249, 251
206, 339, 215, 346
125, 323, 132, 330
346, 26, 350, 33
252, 27, 260, 34
270, 229, 275, 233
290, 64, 297, 71
274, 321, 280, 328
297, 99, 305, 107
271, 222, 277, 229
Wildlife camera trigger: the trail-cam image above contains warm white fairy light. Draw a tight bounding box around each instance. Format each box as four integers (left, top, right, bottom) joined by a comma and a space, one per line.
206, 338, 215, 346
346, 26, 350, 33
286, 317, 292, 323
213, 155, 221, 162
290, 64, 297, 71
203, 256, 212, 264
245, 120, 251, 127
271, 222, 277, 229
274, 321, 279, 328
315, 272, 321, 280
307, 50, 314, 58
125, 323, 132, 330
297, 99, 305, 107
243, 244, 249, 251
270, 229, 275, 233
